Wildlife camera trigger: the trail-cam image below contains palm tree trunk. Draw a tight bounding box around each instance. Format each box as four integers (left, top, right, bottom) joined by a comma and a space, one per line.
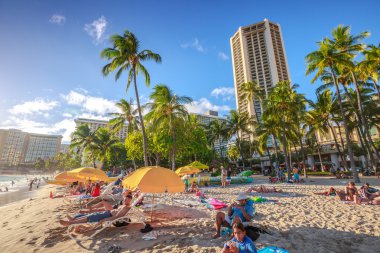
272, 134, 280, 170
170, 120, 176, 170
334, 119, 346, 152
351, 72, 379, 169
266, 147, 273, 174
281, 123, 291, 181
133, 68, 149, 166
371, 79, 380, 99
330, 66, 359, 182
314, 133, 324, 171
356, 125, 372, 171
297, 131, 307, 178
327, 121, 347, 169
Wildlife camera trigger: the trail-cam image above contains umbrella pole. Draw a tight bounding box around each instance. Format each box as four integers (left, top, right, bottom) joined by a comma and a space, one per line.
150, 194, 154, 222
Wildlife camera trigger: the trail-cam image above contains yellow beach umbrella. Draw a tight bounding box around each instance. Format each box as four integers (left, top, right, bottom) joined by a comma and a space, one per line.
187, 161, 208, 170
47, 180, 70, 185
175, 166, 201, 176
67, 167, 109, 181
122, 166, 185, 193
54, 171, 84, 182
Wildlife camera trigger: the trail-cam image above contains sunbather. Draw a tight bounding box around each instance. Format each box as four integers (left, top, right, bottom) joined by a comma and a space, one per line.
247, 185, 283, 193
314, 187, 336, 196
213, 193, 254, 239
60, 194, 132, 227
79, 192, 131, 214
221, 222, 257, 253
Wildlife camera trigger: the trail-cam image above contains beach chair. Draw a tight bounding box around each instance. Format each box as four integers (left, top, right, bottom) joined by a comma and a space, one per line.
63, 181, 118, 209
67, 194, 147, 242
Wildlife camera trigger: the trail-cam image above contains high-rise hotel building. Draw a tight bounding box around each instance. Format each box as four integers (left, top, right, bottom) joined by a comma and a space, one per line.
230, 19, 290, 140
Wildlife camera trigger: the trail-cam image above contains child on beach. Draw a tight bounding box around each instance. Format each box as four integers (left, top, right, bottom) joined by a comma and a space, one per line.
221, 222, 257, 253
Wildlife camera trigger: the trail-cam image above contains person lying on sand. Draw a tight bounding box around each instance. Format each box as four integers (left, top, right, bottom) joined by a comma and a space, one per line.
221, 222, 257, 253
314, 187, 336, 196
59, 194, 132, 227
213, 193, 254, 239
246, 185, 283, 193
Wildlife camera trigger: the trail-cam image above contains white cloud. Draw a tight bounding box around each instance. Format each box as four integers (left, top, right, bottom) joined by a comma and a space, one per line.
49, 14, 66, 25
62, 113, 73, 118
61, 90, 119, 115
180, 38, 205, 53
218, 52, 229, 60
211, 87, 235, 101
186, 98, 230, 114
84, 16, 107, 44
8, 98, 59, 115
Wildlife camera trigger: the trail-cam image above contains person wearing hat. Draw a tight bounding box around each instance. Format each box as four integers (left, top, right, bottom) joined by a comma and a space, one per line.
212, 193, 255, 238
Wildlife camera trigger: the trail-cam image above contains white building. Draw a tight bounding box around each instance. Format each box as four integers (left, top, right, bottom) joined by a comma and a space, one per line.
74, 118, 128, 141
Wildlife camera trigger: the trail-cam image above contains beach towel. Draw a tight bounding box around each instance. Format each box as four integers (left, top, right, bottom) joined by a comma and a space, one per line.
209, 198, 227, 209
250, 197, 279, 204
258, 246, 289, 253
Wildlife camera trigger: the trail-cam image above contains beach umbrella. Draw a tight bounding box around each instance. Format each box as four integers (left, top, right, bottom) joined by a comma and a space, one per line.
54, 171, 84, 183
187, 161, 208, 170
122, 166, 185, 222
175, 166, 201, 176
67, 167, 109, 181
122, 166, 185, 193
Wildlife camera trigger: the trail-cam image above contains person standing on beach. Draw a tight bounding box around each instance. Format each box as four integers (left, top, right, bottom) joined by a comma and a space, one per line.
11, 180, 15, 187
29, 180, 34, 191
221, 166, 227, 188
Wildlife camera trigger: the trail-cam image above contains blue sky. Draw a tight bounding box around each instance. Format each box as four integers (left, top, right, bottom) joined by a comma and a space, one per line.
1, 0, 379, 143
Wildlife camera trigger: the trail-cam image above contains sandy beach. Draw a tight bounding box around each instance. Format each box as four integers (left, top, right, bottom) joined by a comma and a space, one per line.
0, 176, 379, 253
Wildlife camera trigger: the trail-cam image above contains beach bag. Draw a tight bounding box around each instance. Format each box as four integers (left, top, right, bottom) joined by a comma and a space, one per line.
258, 246, 289, 253
244, 226, 261, 241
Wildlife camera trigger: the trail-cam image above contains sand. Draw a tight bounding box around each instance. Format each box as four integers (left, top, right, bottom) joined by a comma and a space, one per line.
0, 176, 379, 253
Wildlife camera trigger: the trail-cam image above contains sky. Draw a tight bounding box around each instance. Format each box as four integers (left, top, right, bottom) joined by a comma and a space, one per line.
1, 0, 380, 143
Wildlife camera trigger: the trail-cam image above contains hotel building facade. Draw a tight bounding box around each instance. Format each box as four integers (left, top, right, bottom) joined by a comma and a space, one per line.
230, 19, 290, 140
74, 118, 128, 141
0, 129, 62, 166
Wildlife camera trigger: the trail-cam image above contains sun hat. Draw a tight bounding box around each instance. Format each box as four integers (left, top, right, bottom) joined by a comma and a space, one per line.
236, 193, 249, 201
221, 165, 224, 169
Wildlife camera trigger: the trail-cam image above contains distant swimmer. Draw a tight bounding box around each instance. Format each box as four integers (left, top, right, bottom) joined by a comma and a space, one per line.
5, 187, 8, 192
11, 180, 15, 187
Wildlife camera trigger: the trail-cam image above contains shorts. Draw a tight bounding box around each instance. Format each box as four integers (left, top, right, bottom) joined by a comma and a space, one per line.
225, 215, 242, 225
293, 173, 300, 181
87, 211, 112, 222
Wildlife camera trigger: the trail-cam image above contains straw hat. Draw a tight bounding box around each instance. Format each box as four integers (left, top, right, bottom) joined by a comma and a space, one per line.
236, 193, 249, 201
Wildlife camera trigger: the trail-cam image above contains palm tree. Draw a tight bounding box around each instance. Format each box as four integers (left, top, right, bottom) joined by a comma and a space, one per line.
70, 124, 98, 168
240, 81, 265, 121
306, 36, 359, 182
101, 30, 162, 166
92, 128, 120, 169
308, 90, 347, 169
108, 98, 139, 134
206, 120, 228, 158
359, 43, 380, 98
225, 110, 252, 167
264, 81, 300, 180
145, 84, 192, 170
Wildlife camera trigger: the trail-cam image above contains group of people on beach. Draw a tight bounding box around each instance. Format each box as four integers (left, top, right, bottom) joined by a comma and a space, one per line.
314, 181, 380, 205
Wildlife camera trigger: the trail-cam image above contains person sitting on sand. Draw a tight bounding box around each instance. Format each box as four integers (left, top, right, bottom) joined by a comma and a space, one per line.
213, 193, 254, 238
188, 181, 199, 193
247, 185, 283, 193
221, 222, 257, 253
359, 183, 380, 200
59, 193, 132, 227
336, 181, 358, 201
314, 187, 336, 196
